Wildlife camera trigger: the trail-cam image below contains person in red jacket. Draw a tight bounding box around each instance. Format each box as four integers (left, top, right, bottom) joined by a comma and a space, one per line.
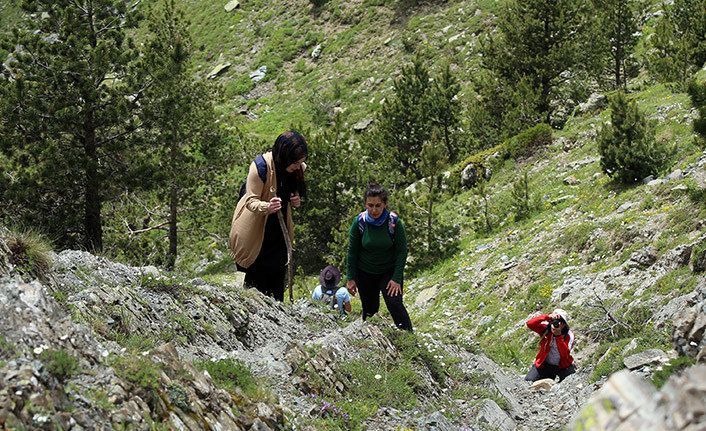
525, 308, 575, 382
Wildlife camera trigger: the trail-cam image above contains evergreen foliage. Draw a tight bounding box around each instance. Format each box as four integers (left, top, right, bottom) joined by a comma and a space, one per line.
0, 0, 144, 251
503, 123, 553, 159
591, 0, 640, 90
367, 56, 461, 182
135, 0, 229, 269
598, 92, 666, 183
397, 127, 459, 272
468, 73, 543, 150
429, 63, 462, 162
295, 118, 362, 272
480, 0, 593, 124
647, 0, 706, 88
510, 170, 532, 222
688, 78, 706, 146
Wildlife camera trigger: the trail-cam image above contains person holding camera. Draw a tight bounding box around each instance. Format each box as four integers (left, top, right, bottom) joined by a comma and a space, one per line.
525, 309, 575, 382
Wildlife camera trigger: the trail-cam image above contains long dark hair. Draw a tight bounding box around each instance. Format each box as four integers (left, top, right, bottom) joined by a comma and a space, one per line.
272, 130, 307, 206
364, 181, 388, 203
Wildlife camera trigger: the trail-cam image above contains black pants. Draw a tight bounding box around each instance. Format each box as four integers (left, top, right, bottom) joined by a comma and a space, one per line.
356, 268, 413, 331
239, 213, 287, 302
525, 363, 575, 382
244, 268, 285, 301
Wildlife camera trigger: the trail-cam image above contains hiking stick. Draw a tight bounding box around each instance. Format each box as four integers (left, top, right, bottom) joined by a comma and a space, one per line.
277, 211, 294, 303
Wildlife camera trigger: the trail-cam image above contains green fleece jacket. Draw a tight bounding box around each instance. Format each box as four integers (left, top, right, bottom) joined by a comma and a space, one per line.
346, 214, 408, 283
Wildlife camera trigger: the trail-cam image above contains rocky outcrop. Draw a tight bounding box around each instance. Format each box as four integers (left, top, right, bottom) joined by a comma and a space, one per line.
570, 366, 706, 430
672, 277, 706, 362
0, 272, 280, 430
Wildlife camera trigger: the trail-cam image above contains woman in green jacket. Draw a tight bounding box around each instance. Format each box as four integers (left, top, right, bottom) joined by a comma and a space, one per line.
346, 182, 412, 331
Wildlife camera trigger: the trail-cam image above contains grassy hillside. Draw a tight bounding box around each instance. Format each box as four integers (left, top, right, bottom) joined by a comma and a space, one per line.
177, 0, 501, 140
3, 0, 705, 395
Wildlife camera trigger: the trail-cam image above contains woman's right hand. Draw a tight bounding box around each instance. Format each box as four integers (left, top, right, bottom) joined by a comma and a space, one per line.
267, 197, 282, 214
347, 280, 357, 297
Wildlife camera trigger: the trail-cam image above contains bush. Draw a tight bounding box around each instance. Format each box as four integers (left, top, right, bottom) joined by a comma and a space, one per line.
688, 78, 706, 146
195, 358, 258, 396
503, 123, 553, 159
450, 143, 503, 191
310, 0, 329, 6
41, 349, 81, 382
651, 356, 696, 388
1, 227, 53, 277
598, 92, 667, 184
110, 355, 162, 390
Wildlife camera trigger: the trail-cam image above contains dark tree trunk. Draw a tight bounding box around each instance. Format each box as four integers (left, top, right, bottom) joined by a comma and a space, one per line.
84, 111, 103, 252
167, 140, 178, 270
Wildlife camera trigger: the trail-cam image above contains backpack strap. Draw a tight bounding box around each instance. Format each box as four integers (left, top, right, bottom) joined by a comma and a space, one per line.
254, 154, 267, 183
357, 212, 367, 238
357, 211, 397, 244
387, 212, 398, 242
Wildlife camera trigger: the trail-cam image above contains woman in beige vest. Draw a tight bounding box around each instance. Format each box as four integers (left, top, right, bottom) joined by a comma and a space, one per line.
229, 130, 307, 301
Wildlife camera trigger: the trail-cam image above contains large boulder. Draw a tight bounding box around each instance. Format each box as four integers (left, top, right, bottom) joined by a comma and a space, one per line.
570, 365, 706, 430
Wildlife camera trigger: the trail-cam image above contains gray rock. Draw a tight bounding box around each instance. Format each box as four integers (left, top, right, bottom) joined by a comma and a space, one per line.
207, 62, 231, 79
623, 348, 667, 369
418, 411, 456, 431
311, 44, 322, 58
580, 93, 607, 113
627, 245, 658, 268
224, 0, 239, 12
667, 169, 684, 181
353, 118, 373, 131
570, 366, 706, 431
477, 399, 515, 431
249, 65, 267, 82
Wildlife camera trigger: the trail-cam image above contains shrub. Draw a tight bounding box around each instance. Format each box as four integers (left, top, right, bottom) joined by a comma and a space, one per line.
450, 143, 503, 191
309, 0, 329, 7
688, 78, 706, 146
110, 355, 162, 390
195, 358, 258, 396
503, 123, 553, 159
2, 227, 53, 276
651, 356, 696, 388
598, 92, 667, 184
41, 349, 81, 382
511, 170, 535, 221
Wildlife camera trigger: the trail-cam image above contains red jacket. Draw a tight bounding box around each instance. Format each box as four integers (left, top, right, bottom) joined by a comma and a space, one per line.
527, 314, 574, 369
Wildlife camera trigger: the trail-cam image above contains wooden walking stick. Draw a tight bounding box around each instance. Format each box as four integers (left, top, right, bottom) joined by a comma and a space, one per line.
277, 211, 294, 303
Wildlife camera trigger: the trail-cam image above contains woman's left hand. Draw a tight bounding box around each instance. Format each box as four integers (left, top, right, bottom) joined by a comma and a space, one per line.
291, 193, 301, 208
386, 280, 402, 297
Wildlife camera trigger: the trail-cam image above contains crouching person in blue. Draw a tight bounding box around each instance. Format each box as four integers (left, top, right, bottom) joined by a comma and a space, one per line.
525, 308, 576, 382
312, 265, 351, 318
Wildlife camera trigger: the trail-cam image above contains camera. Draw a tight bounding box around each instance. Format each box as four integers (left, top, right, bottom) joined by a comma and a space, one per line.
551, 319, 562, 328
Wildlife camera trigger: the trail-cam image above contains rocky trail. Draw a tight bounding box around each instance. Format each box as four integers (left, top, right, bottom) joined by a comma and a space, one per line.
1, 245, 705, 430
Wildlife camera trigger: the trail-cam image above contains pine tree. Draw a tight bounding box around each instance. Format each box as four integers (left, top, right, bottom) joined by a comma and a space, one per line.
648, 0, 706, 88
511, 170, 532, 222
137, 0, 227, 269
0, 0, 143, 251
688, 79, 706, 147
373, 57, 432, 181
429, 62, 461, 162
592, 0, 640, 90
481, 0, 592, 123
598, 92, 666, 184
418, 128, 447, 251
368, 56, 461, 182
295, 116, 362, 272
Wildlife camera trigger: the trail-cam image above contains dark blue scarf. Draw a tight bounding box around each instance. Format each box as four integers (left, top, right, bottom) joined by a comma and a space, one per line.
365, 209, 389, 226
